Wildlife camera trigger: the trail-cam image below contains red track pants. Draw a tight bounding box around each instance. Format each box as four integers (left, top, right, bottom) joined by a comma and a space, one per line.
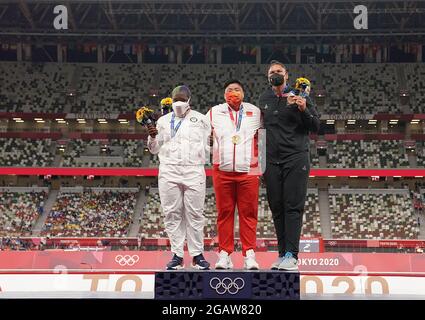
212, 166, 260, 256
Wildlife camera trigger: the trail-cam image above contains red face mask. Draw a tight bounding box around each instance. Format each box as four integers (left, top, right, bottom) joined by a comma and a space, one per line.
225, 91, 243, 109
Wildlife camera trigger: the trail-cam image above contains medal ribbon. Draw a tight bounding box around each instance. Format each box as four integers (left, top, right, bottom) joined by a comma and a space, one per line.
170, 112, 184, 138
228, 105, 244, 132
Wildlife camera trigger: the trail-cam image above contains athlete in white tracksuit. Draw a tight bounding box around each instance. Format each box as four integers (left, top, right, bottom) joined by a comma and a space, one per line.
147, 85, 211, 270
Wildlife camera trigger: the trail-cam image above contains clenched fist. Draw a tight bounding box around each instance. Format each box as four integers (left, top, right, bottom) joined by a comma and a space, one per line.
147, 124, 158, 138
287, 95, 307, 112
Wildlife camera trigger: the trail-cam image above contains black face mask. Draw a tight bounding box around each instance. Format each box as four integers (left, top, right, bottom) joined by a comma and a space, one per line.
269, 73, 285, 87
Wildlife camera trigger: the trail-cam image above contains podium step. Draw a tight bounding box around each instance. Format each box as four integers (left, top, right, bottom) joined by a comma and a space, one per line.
155, 270, 300, 300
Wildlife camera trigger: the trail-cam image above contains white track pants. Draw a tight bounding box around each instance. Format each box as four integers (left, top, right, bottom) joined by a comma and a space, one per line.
158, 164, 206, 258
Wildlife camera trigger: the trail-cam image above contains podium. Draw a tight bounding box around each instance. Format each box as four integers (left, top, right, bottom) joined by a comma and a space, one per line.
155, 270, 300, 300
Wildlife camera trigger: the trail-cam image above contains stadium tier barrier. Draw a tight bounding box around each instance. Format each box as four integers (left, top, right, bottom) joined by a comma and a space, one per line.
2, 237, 425, 252
2, 167, 425, 176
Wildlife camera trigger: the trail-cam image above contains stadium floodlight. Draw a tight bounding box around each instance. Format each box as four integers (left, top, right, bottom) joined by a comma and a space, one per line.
34, 118, 43, 121
326, 120, 335, 124
13, 117, 21, 120
55, 118, 64, 121
36, 120, 45, 123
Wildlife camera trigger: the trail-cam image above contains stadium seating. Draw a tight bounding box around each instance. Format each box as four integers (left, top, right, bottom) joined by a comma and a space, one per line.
139, 191, 166, 238
2, 60, 425, 244
404, 63, 425, 113
2, 62, 424, 114
204, 192, 218, 238
0, 136, 288, 168
41, 190, 137, 237
61, 139, 98, 167
329, 190, 418, 239
140, 188, 321, 239
0, 62, 72, 113
326, 140, 409, 168
0, 138, 55, 167
310, 140, 320, 168
320, 63, 401, 114
257, 189, 321, 238
0, 191, 46, 236
73, 64, 156, 113
149, 154, 160, 167
139, 191, 217, 239
415, 142, 425, 167
135, 63, 318, 114
61, 139, 144, 167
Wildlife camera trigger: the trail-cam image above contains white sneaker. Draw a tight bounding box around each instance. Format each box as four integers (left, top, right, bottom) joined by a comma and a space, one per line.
278, 252, 299, 271
244, 249, 259, 270
215, 250, 233, 269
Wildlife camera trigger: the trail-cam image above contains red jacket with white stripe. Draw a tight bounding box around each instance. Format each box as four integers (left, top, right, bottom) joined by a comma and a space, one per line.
206, 102, 262, 173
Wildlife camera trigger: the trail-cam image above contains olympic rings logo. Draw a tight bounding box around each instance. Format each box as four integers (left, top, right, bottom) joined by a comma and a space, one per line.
114, 255, 140, 266
209, 277, 245, 295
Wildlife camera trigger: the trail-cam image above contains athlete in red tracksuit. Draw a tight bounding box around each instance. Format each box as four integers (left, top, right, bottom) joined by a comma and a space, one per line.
206, 79, 262, 270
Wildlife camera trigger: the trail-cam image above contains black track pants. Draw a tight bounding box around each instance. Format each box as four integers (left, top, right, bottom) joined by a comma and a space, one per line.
263, 154, 310, 259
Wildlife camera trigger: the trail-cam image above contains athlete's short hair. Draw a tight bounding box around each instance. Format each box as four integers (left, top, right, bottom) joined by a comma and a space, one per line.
223, 79, 245, 92
268, 60, 287, 72
171, 85, 192, 99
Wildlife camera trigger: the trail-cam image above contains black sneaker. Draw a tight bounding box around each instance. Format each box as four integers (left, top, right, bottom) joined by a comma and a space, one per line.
192, 254, 210, 270
166, 254, 184, 270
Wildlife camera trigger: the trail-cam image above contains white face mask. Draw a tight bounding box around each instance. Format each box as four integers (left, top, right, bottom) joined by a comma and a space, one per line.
172, 99, 190, 117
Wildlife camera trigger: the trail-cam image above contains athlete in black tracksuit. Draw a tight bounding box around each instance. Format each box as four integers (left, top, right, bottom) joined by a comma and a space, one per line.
258, 80, 320, 263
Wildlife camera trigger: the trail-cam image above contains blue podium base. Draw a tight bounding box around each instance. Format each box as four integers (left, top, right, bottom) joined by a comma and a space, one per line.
155, 270, 300, 300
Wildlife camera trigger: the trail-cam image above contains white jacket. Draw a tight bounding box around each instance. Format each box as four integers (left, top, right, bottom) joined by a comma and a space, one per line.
206, 102, 262, 173
148, 109, 211, 166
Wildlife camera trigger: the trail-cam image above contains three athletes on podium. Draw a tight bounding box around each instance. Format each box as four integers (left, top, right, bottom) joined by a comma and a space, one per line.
147, 60, 320, 271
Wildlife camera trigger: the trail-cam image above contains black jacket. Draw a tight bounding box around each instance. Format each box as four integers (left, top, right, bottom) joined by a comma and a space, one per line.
258, 87, 321, 164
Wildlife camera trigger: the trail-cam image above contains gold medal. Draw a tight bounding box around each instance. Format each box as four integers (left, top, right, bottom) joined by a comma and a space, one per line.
232, 135, 241, 145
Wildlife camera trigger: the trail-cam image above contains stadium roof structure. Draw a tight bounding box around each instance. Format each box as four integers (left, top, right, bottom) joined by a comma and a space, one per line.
0, 0, 425, 44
